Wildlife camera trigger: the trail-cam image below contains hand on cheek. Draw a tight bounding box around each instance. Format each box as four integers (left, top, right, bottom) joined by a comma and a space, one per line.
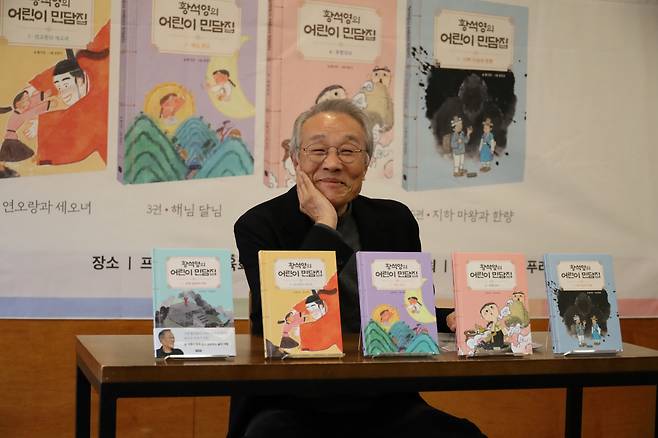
296, 165, 338, 228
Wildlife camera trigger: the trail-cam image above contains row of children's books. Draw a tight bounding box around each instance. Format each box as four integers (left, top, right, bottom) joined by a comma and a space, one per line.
2, 0, 527, 190
152, 248, 623, 359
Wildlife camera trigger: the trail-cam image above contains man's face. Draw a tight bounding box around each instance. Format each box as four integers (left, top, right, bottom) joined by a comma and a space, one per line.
305, 301, 325, 321
293, 111, 369, 214
53, 71, 84, 106
162, 331, 175, 349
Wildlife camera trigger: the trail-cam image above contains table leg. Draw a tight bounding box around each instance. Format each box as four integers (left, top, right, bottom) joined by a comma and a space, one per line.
98, 386, 117, 438
75, 366, 91, 438
565, 386, 583, 438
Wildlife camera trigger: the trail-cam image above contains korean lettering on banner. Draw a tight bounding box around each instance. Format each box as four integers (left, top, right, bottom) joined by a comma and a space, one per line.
152, 0, 241, 56
3, 0, 92, 47
159, 1, 229, 33
411, 208, 513, 224
91, 254, 242, 271
2, 199, 92, 215
145, 202, 222, 218
8, 1, 83, 26
303, 8, 375, 42
434, 10, 515, 72
297, 2, 381, 63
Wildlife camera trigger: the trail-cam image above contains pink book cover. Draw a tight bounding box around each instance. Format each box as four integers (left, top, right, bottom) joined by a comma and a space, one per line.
264, 0, 397, 188
452, 252, 532, 356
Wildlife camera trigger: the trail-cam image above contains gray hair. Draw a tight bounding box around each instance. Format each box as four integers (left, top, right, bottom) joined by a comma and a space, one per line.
289, 99, 374, 161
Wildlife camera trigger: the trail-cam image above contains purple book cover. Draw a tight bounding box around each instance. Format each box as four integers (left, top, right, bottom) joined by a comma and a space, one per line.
118, 0, 257, 184
356, 251, 440, 356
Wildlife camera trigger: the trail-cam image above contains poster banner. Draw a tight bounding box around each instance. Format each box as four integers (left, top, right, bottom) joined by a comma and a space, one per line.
1, 0, 657, 319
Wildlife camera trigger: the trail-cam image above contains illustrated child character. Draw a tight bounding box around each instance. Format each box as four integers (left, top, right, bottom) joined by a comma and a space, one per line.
0, 86, 53, 177
406, 296, 422, 314
450, 115, 472, 177
479, 302, 508, 349
205, 69, 235, 102
590, 315, 602, 345
278, 310, 304, 349
159, 93, 185, 125
479, 117, 496, 172
379, 308, 394, 326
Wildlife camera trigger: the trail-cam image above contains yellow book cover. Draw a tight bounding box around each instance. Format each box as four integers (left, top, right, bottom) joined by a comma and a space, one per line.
0, 0, 110, 179
258, 250, 343, 358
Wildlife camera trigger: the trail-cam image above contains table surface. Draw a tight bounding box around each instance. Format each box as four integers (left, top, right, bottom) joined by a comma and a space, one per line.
76, 332, 658, 388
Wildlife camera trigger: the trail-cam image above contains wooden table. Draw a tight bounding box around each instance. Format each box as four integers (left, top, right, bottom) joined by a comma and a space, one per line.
75, 333, 658, 438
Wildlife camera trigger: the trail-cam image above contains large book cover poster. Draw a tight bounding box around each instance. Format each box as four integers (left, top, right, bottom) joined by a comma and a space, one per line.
452, 252, 532, 356
152, 248, 235, 358
404, 0, 528, 190
265, 0, 397, 188
543, 253, 623, 354
0, 0, 110, 179
118, 0, 256, 184
258, 250, 343, 358
356, 251, 440, 356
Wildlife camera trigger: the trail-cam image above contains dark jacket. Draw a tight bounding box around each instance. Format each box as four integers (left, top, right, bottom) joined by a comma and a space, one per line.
229, 186, 452, 437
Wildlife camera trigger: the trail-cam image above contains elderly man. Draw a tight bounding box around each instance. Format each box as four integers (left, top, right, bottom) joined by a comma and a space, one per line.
232, 99, 484, 437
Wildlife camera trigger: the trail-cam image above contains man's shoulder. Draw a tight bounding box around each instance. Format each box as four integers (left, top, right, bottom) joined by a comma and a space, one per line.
235, 188, 297, 227
354, 194, 413, 217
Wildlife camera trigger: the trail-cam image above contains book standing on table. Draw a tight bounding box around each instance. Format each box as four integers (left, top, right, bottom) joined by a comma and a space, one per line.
543, 253, 623, 354
452, 252, 532, 356
258, 250, 343, 358
152, 248, 236, 358
356, 251, 440, 356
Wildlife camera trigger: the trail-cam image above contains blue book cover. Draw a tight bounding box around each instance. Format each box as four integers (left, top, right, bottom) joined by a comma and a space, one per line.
404, 0, 528, 190
543, 253, 623, 354
152, 248, 235, 358
356, 251, 440, 356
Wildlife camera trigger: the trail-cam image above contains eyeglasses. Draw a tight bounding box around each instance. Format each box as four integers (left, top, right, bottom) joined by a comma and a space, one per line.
301, 143, 365, 164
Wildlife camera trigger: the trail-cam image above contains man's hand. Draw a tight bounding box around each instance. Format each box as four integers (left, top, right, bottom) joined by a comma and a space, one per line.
446, 311, 457, 332
296, 165, 338, 228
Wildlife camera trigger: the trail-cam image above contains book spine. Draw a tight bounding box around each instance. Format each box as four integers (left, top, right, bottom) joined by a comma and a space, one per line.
263, 0, 284, 188
452, 256, 469, 355
402, 0, 422, 191
356, 254, 370, 355
543, 254, 561, 353
117, 0, 138, 184
257, 251, 271, 357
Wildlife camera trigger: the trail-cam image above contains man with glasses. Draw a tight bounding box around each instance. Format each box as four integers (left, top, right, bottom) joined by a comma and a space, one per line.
231, 99, 485, 437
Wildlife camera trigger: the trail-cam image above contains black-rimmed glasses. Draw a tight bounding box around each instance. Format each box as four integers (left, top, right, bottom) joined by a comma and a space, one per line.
301, 143, 365, 164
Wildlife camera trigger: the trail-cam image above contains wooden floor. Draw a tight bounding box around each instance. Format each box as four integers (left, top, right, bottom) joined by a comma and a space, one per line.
0, 318, 655, 438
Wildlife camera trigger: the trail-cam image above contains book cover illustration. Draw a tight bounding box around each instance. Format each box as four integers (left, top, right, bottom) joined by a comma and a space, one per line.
543, 253, 623, 354
152, 248, 236, 358
404, 0, 528, 190
258, 250, 343, 358
452, 252, 532, 356
356, 251, 440, 356
0, 0, 110, 179
118, 0, 256, 184
265, 0, 397, 188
